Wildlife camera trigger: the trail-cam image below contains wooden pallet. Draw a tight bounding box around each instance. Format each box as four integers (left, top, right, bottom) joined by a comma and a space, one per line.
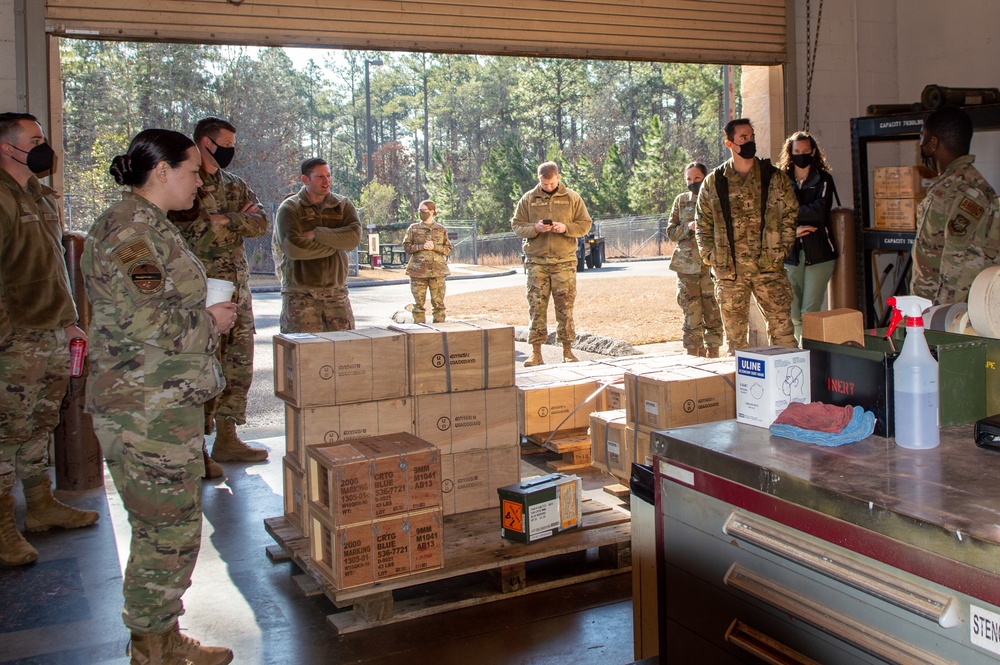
524, 427, 592, 471
264, 494, 631, 634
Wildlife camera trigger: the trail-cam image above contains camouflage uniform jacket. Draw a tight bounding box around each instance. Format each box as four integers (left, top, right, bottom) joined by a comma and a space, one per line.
910, 154, 1000, 304
168, 166, 268, 294
82, 192, 225, 414
512, 182, 592, 264
696, 158, 798, 280
274, 188, 362, 291
403, 221, 452, 278
0, 168, 77, 338
666, 191, 705, 274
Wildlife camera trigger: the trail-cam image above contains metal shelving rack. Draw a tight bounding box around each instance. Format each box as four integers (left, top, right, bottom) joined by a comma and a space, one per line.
851, 104, 1000, 327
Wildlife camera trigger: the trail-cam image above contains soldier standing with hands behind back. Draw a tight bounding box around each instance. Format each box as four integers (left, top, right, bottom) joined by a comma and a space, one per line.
403, 200, 452, 323
0, 112, 99, 567
512, 161, 593, 367
169, 116, 268, 472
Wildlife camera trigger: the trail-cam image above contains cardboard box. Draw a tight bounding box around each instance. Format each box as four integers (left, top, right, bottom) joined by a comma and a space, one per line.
600, 381, 626, 411
498, 474, 582, 543
802, 309, 865, 346
305, 433, 441, 524
282, 455, 307, 537
625, 363, 736, 430
736, 347, 811, 428
273, 329, 407, 407
439, 445, 520, 516
626, 423, 657, 467
517, 379, 601, 436
284, 398, 414, 467
873, 165, 936, 199
413, 387, 518, 454
874, 197, 919, 231
806, 331, 987, 437
308, 507, 444, 589
389, 320, 515, 395
590, 410, 630, 479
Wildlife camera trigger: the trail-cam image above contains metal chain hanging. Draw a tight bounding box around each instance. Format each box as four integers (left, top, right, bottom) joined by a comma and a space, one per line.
803, 0, 825, 131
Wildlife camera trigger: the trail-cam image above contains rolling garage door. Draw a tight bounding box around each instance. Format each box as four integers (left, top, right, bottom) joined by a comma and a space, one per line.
45, 0, 786, 64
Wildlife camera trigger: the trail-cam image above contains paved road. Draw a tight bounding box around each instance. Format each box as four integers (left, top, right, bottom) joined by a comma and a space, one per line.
245, 259, 671, 433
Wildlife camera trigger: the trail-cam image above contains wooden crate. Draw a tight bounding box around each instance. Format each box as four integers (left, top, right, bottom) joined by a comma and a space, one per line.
389, 320, 515, 395
273, 329, 408, 408
264, 492, 631, 633
284, 398, 415, 468
413, 387, 518, 454
525, 427, 593, 472
517, 380, 601, 436
283, 455, 307, 538
590, 410, 630, 480
624, 362, 735, 430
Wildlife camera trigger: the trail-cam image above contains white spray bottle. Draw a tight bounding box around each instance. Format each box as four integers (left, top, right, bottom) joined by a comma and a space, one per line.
884, 296, 939, 449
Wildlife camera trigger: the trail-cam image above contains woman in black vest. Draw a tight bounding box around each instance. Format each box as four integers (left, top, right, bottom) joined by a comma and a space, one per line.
779, 131, 837, 343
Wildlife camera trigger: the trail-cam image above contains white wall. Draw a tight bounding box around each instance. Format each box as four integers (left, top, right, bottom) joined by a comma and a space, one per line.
1, 0, 17, 110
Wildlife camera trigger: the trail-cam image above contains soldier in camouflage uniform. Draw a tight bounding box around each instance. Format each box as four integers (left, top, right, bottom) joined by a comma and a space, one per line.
512, 161, 593, 366
403, 200, 452, 323
82, 129, 236, 664
0, 112, 98, 567
911, 107, 1000, 305
169, 117, 268, 469
696, 118, 799, 354
274, 157, 362, 333
666, 162, 724, 357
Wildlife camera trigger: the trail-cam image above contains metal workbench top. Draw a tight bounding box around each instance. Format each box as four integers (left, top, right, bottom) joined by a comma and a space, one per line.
652, 420, 1000, 600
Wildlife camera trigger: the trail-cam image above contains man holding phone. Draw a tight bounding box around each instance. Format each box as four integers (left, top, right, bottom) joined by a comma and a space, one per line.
511, 161, 593, 366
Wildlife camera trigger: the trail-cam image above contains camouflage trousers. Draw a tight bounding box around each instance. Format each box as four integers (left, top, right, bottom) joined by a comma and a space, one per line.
410, 277, 446, 323
676, 269, 724, 351
204, 292, 255, 426
280, 287, 356, 334
785, 254, 836, 342
93, 407, 204, 635
716, 270, 796, 354
0, 329, 70, 495
526, 261, 578, 345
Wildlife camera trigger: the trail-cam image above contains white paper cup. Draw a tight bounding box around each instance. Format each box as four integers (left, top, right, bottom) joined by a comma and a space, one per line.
205, 278, 236, 306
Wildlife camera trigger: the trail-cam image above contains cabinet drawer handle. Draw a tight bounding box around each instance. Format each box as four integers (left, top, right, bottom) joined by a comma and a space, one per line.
725, 619, 822, 665
725, 564, 957, 665
724, 511, 959, 628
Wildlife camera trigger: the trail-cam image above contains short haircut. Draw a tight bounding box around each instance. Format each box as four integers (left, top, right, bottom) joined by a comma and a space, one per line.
683, 161, 708, 177
193, 116, 237, 143
537, 161, 560, 178
109, 129, 196, 188
924, 107, 973, 155
301, 157, 328, 176
724, 118, 754, 142
0, 112, 38, 145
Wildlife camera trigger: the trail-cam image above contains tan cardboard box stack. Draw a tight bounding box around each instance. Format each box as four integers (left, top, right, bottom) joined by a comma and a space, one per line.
304, 433, 444, 589
274, 320, 520, 535
873, 165, 937, 231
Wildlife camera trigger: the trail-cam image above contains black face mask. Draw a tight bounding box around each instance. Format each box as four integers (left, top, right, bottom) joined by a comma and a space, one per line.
735, 141, 757, 160
10, 142, 55, 174
208, 136, 235, 169
687, 182, 702, 195
791, 153, 813, 169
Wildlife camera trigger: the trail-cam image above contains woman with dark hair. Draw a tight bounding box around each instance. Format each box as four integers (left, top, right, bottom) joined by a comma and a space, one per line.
81, 129, 237, 665
403, 199, 453, 323
778, 131, 838, 343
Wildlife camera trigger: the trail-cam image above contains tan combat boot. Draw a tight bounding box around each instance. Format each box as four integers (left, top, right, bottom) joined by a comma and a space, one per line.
562, 342, 579, 363
23, 475, 99, 532
128, 631, 186, 665
202, 443, 224, 479
166, 625, 234, 665
0, 494, 38, 566
523, 343, 544, 367
211, 417, 268, 463
706, 346, 721, 358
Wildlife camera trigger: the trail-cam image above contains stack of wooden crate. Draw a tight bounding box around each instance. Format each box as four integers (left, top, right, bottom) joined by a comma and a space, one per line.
303, 432, 445, 589
273, 321, 520, 539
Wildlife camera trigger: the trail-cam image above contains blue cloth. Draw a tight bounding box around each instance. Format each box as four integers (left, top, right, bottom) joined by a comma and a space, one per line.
769, 406, 877, 446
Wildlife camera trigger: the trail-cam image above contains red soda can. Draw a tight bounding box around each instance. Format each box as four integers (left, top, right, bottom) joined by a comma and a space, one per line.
70, 337, 87, 377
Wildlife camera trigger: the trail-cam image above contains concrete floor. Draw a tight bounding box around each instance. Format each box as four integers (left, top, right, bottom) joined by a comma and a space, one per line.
0, 436, 635, 665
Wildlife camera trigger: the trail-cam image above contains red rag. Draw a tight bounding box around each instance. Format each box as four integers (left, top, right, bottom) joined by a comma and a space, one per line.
772, 402, 855, 433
